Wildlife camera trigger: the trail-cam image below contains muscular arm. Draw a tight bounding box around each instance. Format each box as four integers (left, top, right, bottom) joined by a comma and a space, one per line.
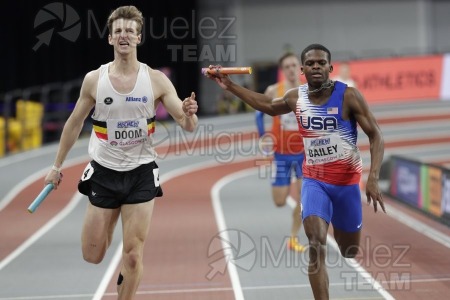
54, 72, 96, 167
209, 73, 291, 116
346, 87, 386, 213
152, 69, 198, 132
45, 71, 97, 188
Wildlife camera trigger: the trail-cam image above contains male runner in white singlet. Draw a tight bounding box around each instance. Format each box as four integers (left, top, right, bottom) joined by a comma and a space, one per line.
44, 6, 198, 299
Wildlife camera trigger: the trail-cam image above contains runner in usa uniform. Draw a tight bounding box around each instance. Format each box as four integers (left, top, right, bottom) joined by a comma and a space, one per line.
206, 44, 385, 300
44, 6, 198, 300
255, 53, 305, 252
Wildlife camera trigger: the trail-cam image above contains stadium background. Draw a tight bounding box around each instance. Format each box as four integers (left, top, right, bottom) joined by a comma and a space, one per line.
1, 1, 450, 299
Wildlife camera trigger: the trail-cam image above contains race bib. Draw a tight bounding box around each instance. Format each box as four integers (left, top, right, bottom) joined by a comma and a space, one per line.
304, 134, 344, 165
106, 118, 148, 147
280, 112, 298, 131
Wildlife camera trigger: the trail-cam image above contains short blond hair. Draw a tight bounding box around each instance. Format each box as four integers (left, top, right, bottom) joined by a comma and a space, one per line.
278, 52, 299, 68
107, 6, 144, 34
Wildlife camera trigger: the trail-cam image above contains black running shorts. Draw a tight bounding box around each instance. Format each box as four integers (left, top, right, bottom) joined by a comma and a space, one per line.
78, 160, 163, 209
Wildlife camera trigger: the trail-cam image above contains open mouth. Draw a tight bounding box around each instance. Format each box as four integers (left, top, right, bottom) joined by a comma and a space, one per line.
119, 41, 129, 46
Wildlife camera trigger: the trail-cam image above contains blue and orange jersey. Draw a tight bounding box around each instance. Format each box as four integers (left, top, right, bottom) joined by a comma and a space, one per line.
256, 82, 304, 155
295, 81, 362, 185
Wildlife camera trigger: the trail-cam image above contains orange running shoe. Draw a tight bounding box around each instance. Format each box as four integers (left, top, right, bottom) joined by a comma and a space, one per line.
288, 237, 306, 252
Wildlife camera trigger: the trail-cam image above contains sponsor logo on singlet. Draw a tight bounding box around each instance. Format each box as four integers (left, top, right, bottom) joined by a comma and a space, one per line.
104, 97, 113, 105
125, 96, 147, 102
117, 120, 140, 128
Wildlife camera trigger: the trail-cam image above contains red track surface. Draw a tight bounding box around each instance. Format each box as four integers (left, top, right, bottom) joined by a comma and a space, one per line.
104, 160, 257, 300
359, 198, 450, 299
0, 164, 85, 260
1, 110, 449, 299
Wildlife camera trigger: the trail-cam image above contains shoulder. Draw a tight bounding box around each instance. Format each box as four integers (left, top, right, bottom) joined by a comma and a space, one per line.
283, 87, 300, 110
81, 69, 100, 95
343, 86, 363, 102
146, 66, 173, 88
285, 87, 300, 103
84, 69, 99, 83
146, 66, 168, 81
145, 66, 176, 99
343, 86, 367, 114
264, 83, 279, 97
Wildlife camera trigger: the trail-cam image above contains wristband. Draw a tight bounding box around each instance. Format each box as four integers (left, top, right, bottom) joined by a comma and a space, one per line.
51, 165, 62, 172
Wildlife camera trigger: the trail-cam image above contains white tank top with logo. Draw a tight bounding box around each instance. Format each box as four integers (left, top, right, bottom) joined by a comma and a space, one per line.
88, 62, 157, 171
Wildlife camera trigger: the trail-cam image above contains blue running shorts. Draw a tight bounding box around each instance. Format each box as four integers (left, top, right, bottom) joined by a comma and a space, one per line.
301, 177, 362, 232
271, 152, 304, 186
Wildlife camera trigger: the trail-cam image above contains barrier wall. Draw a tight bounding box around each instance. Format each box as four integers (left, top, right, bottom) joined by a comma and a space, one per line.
389, 155, 450, 225
332, 53, 450, 104
333, 55, 443, 103
278, 53, 450, 104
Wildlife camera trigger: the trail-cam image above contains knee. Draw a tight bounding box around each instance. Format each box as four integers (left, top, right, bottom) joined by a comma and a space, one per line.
274, 201, 285, 208
307, 238, 326, 265
273, 196, 286, 207
82, 240, 108, 264
83, 250, 105, 264
123, 248, 142, 271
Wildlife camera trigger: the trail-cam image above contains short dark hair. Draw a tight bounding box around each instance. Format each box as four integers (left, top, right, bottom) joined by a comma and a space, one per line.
278, 52, 299, 67
300, 44, 331, 64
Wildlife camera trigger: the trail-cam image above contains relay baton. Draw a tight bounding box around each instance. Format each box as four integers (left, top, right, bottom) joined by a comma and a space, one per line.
27, 183, 54, 213
202, 67, 252, 75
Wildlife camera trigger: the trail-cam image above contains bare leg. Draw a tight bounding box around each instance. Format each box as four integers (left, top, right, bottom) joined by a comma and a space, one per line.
333, 227, 361, 258
81, 203, 120, 264
303, 215, 329, 300
290, 179, 302, 238
272, 185, 289, 207
117, 200, 155, 299
273, 181, 305, 251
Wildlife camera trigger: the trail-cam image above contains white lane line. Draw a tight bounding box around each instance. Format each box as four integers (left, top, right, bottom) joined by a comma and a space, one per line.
211, 168, 393, 300
286, 195, 395, 300
210, 168, 260, 300
0, 193, 83, 271
4, 277, 450, 299
0, 155, 90, 211
92, 242, 123, 300
213, 169, 390, 300
92, 157, 255, 300
381, 202, 450, 249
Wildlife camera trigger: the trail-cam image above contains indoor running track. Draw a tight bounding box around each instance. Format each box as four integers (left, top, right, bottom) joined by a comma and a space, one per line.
0, 101, 449, 300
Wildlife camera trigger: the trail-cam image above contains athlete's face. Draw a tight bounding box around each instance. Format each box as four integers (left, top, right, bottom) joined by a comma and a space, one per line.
109, 18, 141, 53
281, 56, 301, 83
301, 50, 332, 87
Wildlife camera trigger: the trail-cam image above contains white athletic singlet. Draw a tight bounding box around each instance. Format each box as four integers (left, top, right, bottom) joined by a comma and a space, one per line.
88, 62, 157, 171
